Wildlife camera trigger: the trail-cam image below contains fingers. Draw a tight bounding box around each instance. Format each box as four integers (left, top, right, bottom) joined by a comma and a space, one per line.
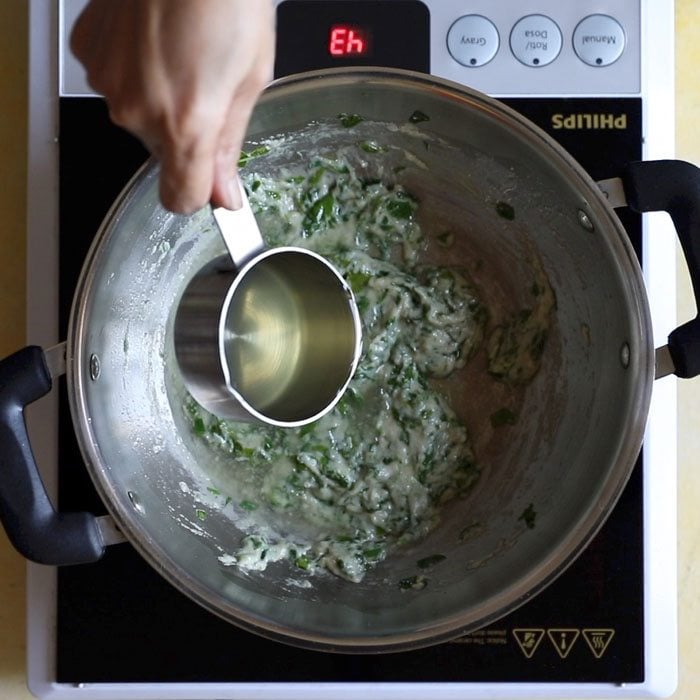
172, 66, 272, 212
157, 89, 251, 214
209, 94, 256, 211
70, 0, 127, 98
69, 0, 112, 65
165, 93, 254, 213
69, 0, 276, 215
157, 107, 221, 214
161, 6, 275, 213
211, 46, 275, 211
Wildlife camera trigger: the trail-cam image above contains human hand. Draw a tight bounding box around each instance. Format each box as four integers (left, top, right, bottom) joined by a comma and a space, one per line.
70, 0, 275, 213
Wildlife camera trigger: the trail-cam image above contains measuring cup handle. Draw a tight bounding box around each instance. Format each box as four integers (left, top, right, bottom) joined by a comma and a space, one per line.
623, 159, 700, 378
212, 178, 266, 268
0, 346, 105, 565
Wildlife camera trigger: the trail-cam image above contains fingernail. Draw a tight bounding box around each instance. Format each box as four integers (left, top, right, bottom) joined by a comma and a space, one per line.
227, 176, 243, 210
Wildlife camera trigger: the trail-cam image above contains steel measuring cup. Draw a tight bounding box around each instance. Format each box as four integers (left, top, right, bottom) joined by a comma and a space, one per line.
174, 183, 363, 427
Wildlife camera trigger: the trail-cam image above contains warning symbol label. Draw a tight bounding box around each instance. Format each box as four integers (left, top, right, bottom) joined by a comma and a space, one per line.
546, 629, 580, 659
582, 628, 615, 658
512, 628, 545, 659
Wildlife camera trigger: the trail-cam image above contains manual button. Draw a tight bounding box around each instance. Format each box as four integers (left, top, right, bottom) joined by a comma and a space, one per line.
573, 14, 626, 66
510, 14, 562, 67
447, 15, 500, 67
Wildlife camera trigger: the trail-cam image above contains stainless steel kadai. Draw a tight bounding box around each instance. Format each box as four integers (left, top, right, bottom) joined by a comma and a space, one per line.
1, 68, 699, 652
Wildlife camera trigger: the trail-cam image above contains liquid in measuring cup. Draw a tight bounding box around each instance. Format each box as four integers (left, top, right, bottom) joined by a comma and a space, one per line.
222, 263, 305, 413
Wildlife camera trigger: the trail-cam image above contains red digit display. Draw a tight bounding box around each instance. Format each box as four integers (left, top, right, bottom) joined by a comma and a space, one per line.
329, 25, 369, 56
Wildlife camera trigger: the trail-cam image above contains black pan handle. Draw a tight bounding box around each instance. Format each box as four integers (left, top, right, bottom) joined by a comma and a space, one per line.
622, 160, 700, 378
0, 345, 105, 565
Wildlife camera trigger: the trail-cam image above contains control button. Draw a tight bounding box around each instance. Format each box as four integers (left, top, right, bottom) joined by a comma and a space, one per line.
510, 15, 562, 67
573, 15, 626, 66
447, 15, 499, 67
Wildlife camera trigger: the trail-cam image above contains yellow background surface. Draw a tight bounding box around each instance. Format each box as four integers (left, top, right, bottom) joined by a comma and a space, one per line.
0, 1, 699, 698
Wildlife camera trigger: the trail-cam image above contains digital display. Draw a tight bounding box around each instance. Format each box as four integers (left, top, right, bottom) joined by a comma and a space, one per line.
328, 25, 370, 57
275, 1, 429, 78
